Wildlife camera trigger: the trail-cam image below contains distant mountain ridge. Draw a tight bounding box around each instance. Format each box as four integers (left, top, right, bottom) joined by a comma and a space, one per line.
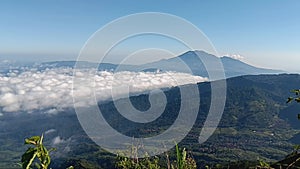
38, 50, 284, 79
220, 55, 281, 77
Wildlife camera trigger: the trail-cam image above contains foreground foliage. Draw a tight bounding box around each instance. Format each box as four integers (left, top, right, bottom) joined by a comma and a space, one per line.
287, 89, 300, 119
116, 143, 196, 169
21, 135, 54, 169
13, 77, 300, 168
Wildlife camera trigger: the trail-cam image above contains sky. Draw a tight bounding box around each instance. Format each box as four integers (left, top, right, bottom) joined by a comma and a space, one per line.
0, 0, 299, 71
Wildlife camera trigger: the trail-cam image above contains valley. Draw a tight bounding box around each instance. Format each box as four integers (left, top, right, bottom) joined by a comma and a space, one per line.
1, 74, 300, 168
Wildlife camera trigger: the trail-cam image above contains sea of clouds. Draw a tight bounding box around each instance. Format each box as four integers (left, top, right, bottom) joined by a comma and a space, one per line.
0, 68, 207, 114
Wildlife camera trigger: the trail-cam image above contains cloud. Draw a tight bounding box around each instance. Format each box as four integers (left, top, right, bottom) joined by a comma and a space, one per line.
44, 108, 59, 115
0, 68, 208, 113
0, 93, 19, 112
45, 129, 56, 135
52, 136, 66, 145
224, 54, 244, 60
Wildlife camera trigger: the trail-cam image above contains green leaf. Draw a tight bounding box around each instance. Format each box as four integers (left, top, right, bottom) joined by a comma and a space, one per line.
287, 97, 294, 103
36, 144, 51, 168
293, 145, 300, 151
39, 134, 44, 145
22, 134, 52, 169
34, 162, 41, 169
175, 143, 180, 168
25, 136, 41, 145
181, 148, 186, 168
292, 89, 300, 95
21, 147, 38, 169
175, 143, 185, 169
48, 148, 56, 153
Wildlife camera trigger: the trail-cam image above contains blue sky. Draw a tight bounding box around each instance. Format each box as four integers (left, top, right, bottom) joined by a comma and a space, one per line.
0, 0, 299, 71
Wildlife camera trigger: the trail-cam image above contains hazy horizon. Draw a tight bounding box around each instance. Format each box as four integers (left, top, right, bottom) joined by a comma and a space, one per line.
0, 50, 293, 73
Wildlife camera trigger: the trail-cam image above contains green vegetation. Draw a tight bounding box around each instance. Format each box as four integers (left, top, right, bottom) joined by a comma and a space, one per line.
21, 135, 54, 169
2, 74, 300, 168
20, 135, 196, 169
22, 134, 300, 169
173, 144, 197, 169
116, 154, 161, 169
287, 89, 300, 120
115, 143, 197, 169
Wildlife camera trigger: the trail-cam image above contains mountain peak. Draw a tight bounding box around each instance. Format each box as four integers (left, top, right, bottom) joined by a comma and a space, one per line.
178, 50, 218, 61
221, 56, 244, 62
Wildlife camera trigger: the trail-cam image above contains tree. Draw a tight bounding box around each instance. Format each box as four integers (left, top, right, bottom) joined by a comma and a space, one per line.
287, 89, 300, 119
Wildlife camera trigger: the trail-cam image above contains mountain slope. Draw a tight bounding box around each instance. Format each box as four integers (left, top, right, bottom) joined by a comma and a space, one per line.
139, 50, 283, 78
221, 56, 281, 77
1, 74, 300, 168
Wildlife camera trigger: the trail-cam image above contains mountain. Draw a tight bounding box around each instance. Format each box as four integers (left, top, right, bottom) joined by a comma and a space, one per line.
37, 51, 283, 79
138, 50, 283, 78
220, 56, 280, 77
1, 74, 300, 168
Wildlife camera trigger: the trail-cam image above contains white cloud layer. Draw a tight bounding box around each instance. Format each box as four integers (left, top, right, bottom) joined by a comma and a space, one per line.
0, 68, 207, 113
